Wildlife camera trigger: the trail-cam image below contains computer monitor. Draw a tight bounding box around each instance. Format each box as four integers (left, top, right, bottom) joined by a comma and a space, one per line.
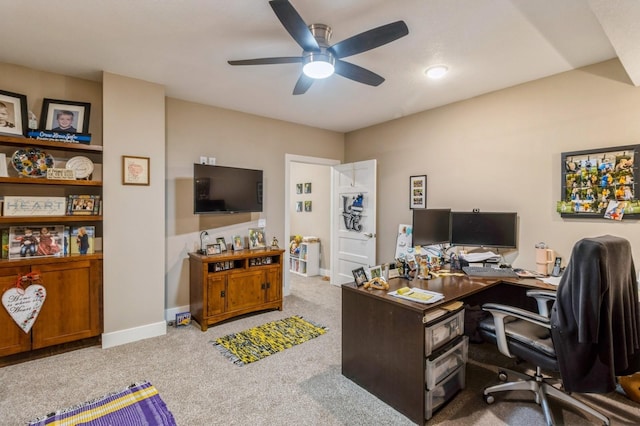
450, 212, 517, 248
412, 209, 451, 246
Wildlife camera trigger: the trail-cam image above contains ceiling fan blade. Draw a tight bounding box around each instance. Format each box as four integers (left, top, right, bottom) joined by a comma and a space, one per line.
328, 20, 409, 59
334, 60, 385, 86
269, 0, 320, 52
293, 74, 314, 95
228, 57, 302, 66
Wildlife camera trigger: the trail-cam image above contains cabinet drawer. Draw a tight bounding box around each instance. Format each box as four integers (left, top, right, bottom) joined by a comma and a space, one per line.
425, 364, 466, 420
425, 309, 464, 356
425, 336, 468, 389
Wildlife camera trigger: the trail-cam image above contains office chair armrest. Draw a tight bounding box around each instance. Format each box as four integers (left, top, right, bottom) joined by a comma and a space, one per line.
482, 303, 551, 358
526, 289, 556, 318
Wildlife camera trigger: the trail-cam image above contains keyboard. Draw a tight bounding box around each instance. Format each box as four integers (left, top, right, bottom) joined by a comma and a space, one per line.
462, 266, 519, 278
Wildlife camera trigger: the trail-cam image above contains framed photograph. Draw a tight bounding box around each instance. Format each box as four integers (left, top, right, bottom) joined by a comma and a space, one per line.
232, 235, 244, 250
352, 267, 367, 287
248, 227, 266, 249
40, 98, 91, 133
122, 155, 150, 186
296, 201, 303, 212
206, 243, 221, 255
559, 144, 639, 218
304, 182, 312, 193
8, 225, 64, 259
304, 200, 312, 212
296, 183, 303, 194
410, 175, 427, 209
369, 265, 382, 280
0, 89, 28, 137
216, 237, 227, 252
66, 195, 101, 216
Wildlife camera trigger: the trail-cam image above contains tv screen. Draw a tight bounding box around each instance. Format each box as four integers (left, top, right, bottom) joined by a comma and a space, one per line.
412, 209, 451, 246
450, 212, 517, 248
193, 164, 263, 214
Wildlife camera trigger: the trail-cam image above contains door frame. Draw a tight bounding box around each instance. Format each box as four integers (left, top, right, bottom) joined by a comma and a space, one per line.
284, 154, 340, 296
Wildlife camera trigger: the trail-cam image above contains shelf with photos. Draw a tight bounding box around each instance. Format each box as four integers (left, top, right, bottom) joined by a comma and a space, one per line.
0, 134, 103, 153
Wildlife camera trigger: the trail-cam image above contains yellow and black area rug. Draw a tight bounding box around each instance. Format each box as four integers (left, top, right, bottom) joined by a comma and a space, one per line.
212, 315, 327, 366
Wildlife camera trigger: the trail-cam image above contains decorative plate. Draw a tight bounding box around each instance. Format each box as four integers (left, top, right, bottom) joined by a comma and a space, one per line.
65, 156, 94, 179
11, 148, 55, 178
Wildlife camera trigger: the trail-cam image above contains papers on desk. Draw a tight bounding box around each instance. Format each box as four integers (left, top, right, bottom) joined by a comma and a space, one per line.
541, 276, 562, 286
460, 251, 500, 263
388, 287, 444, 304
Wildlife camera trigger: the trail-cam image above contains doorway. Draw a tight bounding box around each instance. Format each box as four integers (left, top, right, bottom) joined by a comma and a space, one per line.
284, 154, 340, 296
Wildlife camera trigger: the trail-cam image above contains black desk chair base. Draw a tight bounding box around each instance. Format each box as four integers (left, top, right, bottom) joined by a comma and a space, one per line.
483, 365, 610, 426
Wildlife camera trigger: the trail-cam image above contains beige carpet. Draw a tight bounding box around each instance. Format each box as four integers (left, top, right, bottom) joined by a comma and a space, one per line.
1, 274, 638, 425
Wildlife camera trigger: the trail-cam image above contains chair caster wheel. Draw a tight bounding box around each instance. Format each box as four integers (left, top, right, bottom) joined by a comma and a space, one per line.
498, 370, 508, 382
484, 393, 495, 404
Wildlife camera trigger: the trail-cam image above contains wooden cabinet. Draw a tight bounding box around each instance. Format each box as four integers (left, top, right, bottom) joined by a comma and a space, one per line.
189, 249, 284, 331
0, 134, 103, 365
0, 256, 103, 360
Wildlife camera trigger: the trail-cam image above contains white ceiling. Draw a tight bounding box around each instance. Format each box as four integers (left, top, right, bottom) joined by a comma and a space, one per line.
3, 0, 640, 133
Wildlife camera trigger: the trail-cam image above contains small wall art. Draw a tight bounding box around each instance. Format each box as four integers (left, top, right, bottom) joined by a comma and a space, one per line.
409, 175, 427, 209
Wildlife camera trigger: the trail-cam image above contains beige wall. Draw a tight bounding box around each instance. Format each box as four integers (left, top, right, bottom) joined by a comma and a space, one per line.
290, 162, 331, 270
102, 73, 166, 346
165, 98, 343, 310
345, 59, 640, 271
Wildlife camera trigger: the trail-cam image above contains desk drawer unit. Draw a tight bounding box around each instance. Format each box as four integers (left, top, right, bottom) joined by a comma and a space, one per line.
425, 335, 468, 389
425, 309, 464, 356
425, 364, 466, 420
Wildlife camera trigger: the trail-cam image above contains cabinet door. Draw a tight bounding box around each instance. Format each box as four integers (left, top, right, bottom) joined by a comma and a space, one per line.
206, 274, 226, 317
227, 270, 264, 312
0, 266, 32, 356
31, 259, 102, 349
264, 266, 281, 303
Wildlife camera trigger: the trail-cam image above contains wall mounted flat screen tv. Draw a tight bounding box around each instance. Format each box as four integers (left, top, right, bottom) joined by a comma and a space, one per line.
412, 209, 451, 246
194, 164, 263, 214
450, 212, 517, 248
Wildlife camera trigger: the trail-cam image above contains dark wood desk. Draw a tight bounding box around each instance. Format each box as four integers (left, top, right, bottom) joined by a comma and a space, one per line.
341, 274, 555, 425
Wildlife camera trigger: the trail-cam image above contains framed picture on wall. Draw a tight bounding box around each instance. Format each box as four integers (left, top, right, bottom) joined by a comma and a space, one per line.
304, 182, 312, 193
296, 201, 303, 212
409, 175, 427, 209
304, 201, 312, 212
296, 183, 303, 194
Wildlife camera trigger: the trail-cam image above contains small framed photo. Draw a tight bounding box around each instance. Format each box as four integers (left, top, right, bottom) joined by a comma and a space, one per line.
304, 201, 312, 212
296, 201, 303, 212
296, 183, 303, 194
122, 155, 150, 186
369, 265, 382, 280
0, 89, 28, 137
352, 267, 367, 287
206, 243, 221, 255
232, 235, 244, 250
40, 98, 91, 133
410, 175, 427, 209
216, 237, 227, 252
248, 227, 266, 249
304, 182, 312, 193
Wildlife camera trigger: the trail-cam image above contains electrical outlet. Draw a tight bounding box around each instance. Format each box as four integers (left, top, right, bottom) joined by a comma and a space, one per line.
199, 156, 207, 165
208, 157, 216, 165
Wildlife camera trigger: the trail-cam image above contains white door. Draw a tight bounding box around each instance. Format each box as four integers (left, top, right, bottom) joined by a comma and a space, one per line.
330, 160, 377, 285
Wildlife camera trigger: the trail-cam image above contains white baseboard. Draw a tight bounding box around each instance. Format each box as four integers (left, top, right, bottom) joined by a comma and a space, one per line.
101, 321, 166, 349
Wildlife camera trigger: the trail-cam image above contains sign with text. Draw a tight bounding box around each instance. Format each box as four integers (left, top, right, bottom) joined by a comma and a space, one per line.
2, 196, 66, 216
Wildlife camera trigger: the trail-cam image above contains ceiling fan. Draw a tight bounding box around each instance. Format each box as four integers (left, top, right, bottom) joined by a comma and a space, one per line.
228, 0, 409, 95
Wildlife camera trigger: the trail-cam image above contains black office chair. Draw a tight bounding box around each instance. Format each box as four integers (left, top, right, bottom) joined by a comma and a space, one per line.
478, 235, 640, 426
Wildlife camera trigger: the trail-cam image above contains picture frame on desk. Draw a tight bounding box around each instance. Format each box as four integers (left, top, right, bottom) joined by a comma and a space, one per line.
216, 237, 227, 252
409, 175, 427, 209
232, 235, 244, 251
0, 89, 28, 137
40, 98, 91, 134
352, 267, 367, 287
66, 195, 101, 216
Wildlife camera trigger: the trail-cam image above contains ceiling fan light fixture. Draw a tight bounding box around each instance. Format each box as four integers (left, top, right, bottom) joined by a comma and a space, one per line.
425, 65, 448, 79
303, 52, 335, 79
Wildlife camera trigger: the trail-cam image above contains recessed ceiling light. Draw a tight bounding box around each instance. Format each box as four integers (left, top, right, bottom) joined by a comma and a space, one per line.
425, 65, 448, 79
